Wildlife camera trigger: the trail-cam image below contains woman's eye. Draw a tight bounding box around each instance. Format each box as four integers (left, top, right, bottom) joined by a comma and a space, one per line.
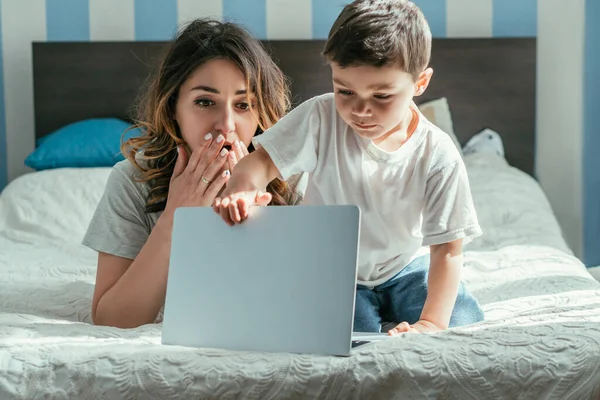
194, 99, 214, 107
237, 102, 251, 111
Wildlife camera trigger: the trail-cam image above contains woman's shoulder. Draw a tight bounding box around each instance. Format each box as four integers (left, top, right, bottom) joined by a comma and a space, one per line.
112, 156, 142, 179
82, 157, 155, 259
103, 157, 153, 210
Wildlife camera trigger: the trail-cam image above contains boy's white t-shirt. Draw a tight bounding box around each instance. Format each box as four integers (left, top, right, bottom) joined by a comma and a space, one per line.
253, 93, 482, 286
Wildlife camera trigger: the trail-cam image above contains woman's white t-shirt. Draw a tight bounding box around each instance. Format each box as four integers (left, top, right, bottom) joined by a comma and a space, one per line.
253, 93, 482, 286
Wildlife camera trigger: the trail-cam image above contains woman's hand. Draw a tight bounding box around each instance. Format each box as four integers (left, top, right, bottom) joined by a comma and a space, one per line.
163, 133, 231, 219
226, 139, 250, 172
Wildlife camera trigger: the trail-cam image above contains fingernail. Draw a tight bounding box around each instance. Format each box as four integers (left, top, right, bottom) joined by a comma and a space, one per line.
216, 134, 224, 143
220, 148, 228, 157
204, 133, 212, 141
234, 140, 241, 148
222, 170, 230, 177
257, 190, 264, 196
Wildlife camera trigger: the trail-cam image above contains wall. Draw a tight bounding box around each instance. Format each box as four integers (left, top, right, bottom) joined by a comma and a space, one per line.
0, 0, 537, 191
583, 0, 600, 266
536, 0, 584, 258
537, 0, 599, 266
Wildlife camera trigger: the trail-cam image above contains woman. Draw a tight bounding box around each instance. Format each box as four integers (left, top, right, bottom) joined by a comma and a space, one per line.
83, 19, 305, 328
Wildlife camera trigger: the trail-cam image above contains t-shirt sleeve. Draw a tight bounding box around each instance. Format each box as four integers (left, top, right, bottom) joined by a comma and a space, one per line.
82, 166, 151, 260
252, 96, 323, 180
421, 159, 482, 246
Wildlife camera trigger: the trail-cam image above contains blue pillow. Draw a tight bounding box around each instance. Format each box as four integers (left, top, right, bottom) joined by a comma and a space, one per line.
25, 118, 141, 170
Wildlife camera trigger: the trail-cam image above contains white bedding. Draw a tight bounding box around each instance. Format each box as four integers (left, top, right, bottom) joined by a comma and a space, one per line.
1, 154, 600, 399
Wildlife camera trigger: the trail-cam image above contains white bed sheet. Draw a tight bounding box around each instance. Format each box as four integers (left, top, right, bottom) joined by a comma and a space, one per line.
1, 154, 600, 399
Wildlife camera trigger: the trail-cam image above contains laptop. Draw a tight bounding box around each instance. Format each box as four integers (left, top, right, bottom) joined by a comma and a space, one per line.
162, 204, 391, 356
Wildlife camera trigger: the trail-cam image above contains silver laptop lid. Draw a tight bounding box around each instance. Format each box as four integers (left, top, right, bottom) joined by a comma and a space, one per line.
162, 205, 361, 356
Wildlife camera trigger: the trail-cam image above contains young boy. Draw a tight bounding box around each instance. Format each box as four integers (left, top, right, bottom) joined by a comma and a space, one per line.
213, 0, 484, 334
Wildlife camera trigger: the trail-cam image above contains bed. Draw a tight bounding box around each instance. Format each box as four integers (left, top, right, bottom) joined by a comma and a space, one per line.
1, 38, 600, 399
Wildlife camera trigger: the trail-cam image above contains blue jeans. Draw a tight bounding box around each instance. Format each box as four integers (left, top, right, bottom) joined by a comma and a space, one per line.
354, 255, 484, 332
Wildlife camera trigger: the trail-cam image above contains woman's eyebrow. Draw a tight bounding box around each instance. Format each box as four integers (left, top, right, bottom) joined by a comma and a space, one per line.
190, 85, 247, 95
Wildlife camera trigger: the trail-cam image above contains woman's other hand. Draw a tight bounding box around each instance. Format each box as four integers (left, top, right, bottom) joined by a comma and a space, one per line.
227, 139, 249, 172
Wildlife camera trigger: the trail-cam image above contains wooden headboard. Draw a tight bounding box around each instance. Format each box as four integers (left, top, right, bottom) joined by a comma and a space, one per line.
32, 38, 536, 175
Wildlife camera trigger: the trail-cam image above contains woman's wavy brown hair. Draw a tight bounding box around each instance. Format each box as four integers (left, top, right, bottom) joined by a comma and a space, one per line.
122, 19, 295, 213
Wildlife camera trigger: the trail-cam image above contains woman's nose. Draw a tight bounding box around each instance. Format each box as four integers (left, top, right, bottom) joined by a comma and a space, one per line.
214, 107, 235, 135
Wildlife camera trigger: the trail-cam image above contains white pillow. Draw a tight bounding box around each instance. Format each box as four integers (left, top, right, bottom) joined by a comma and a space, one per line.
0, 168, 111, 243
463, 128, 505, 158
418, 97, 463, 155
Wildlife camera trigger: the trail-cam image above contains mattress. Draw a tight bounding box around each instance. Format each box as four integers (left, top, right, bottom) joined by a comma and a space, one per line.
1, 153, 599, 399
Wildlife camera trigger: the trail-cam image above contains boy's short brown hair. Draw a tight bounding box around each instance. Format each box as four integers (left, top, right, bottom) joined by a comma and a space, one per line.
323, 0, 432, 79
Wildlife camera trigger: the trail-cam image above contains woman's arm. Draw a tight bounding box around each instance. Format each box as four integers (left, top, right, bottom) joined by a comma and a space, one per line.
91, 214, 173, 328
91, 140, 231, 328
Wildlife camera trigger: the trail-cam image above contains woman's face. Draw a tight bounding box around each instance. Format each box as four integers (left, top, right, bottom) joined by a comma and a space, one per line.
174, 58, 259, 151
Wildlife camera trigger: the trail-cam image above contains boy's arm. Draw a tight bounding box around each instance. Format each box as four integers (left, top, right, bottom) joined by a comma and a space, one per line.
213, 147, 280, 225
419, 239, 463, 328
214, 96, 326, 224
389, 239, 463, 334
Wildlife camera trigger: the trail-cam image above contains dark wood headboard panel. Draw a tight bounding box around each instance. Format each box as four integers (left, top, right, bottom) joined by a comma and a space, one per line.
32, 38, 535, 175
422, 39, 536, 176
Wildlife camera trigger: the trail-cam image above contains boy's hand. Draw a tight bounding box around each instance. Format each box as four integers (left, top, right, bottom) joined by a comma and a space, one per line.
212, 146, 278, 225
387, 320, 442, 335
213, 190, 272, 226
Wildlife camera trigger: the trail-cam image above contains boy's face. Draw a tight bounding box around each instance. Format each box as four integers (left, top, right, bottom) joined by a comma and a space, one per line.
331, 62, 433, 144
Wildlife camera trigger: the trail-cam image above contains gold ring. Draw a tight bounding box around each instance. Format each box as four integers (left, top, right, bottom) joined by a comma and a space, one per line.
201, 176, 211, 184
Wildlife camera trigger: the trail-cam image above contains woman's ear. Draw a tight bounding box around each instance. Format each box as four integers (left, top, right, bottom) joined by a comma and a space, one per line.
414, 67, 433, 97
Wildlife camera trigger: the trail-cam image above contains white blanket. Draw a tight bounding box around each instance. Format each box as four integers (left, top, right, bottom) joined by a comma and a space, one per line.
1, 154, 600, 399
